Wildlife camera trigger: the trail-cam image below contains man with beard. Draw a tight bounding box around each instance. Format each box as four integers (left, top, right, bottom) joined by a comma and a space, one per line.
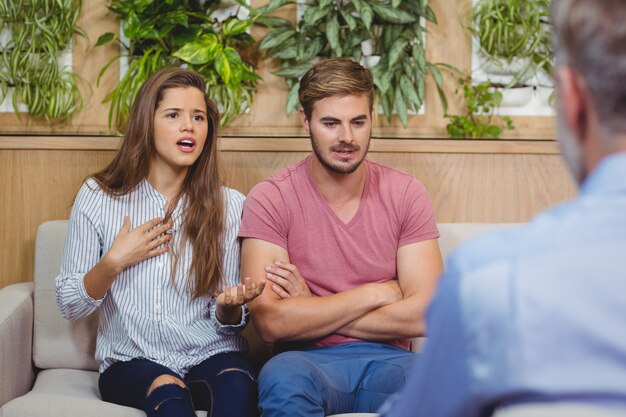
238, 58, 443, 417
379, 1, 626, 416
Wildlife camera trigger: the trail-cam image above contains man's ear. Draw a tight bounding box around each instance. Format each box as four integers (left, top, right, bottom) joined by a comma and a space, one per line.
557, 66, 590, 142
299, 108, 311, 133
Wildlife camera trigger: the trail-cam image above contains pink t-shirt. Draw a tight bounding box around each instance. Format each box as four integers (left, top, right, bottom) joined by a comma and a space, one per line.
239, 156, 439, 350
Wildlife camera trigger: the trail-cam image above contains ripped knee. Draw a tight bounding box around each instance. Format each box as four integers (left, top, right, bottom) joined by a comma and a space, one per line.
147, 374, 186, 397
216, 367, 256, 382
145, 375, 192, 413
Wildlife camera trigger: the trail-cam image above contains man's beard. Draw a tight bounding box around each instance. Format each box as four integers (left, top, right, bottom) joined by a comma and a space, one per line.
310, 131, 370, 175
556, 102, 584, 185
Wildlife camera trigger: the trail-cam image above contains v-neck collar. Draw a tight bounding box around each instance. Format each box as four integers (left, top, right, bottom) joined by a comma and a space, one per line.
304, 156, 370, 228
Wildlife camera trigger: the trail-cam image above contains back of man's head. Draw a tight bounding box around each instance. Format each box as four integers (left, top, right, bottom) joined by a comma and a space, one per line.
553, 0, 626, 136
298, 58, 374, 121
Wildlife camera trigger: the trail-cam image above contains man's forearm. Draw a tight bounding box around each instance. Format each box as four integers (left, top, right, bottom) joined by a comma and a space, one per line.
250, 282, 398, 343
335, 294, 427, 341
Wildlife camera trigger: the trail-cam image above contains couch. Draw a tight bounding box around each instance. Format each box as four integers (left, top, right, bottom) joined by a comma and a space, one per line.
0, 221, 513, 417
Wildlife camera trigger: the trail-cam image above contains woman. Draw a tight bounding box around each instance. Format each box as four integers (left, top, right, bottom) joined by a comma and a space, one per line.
56, 68, 264, 417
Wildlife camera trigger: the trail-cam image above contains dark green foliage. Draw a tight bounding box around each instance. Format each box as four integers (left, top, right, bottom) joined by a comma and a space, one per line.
0, 0, 84, 123
247, 0, 448, 127
97, 0, 261, 129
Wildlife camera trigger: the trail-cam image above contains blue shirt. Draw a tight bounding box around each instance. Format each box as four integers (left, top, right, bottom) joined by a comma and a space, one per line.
381, 152, 626, 417
56, 178, 248, 375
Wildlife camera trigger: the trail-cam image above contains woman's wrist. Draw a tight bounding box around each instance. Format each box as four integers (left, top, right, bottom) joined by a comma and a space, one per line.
216, 303, 243, 325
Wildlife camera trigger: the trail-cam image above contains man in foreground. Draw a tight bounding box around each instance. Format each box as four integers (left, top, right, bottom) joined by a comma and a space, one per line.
238, 58, 443, 416
381, 0, 626, 416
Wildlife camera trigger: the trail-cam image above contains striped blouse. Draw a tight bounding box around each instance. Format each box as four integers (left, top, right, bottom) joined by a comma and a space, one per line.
56, 178, 248, 375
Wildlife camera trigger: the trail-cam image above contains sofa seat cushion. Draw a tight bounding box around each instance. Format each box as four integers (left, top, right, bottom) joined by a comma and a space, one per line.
0, 369, 207, 417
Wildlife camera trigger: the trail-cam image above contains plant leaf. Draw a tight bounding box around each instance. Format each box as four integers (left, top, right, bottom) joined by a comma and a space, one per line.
395, 86, 408, 127
340, 10, 358, 31
255, 16, 292, 28
424, 6, 437, 23
259, 27, 296, 50
173, 34, 221, 65
352, 0, 374, 30
215, 50, 233, 86
400, 74, 421, 108
326, 16, 340, 53
427, 63, 448, 113
273, 63, 313, 79
285, 82, 300, 114
256, 0, 294, 15
371, 4, 416, 24
389, 38, 408, 68
223, 18, 253, 37
95, 32, 116, 47
303, 5, 330, 26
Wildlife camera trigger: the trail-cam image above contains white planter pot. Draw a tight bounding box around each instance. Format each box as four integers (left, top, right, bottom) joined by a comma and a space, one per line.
361, 55, 381, 68
482, 56, 532, 77
361, 39, 375, 56
535, 86, 554, 107
496, 86, 534, 108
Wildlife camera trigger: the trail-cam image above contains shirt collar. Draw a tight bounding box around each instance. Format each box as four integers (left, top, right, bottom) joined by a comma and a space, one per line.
138, 179, 167, 208
580, 151, 626, 196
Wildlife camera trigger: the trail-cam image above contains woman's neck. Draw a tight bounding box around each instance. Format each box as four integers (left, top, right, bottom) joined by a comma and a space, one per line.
147, 164, 187, 202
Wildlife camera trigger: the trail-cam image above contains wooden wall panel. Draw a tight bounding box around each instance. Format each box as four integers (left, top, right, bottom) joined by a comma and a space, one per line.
0, 149, 116, 287
0, 142, 577, 289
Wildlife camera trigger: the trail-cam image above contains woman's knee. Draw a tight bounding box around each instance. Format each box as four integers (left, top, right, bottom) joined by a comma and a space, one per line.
147, 374, 186, 397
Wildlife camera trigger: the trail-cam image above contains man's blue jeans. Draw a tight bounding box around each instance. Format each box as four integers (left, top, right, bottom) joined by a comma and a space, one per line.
258, 342, 416, 417
99, 352, 259, 417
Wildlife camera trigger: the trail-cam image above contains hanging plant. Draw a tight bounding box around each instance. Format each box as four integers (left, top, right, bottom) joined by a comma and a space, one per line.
97, 0, 264, 129
237, 0, 448, 128
0, 0, 85, 123
472, 0, 552, 83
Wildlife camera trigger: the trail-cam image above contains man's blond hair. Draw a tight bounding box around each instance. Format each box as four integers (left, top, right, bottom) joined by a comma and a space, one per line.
298, 58, 374, 120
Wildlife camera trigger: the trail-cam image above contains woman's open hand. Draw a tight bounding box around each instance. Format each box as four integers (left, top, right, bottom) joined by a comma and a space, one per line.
216, 277, 266, 324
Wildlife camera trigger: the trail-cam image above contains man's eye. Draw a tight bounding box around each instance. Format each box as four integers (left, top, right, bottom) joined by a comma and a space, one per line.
323, 122, 337, 127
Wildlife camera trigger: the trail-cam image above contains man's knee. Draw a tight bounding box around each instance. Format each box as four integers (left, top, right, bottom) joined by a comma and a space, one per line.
259, 352, 320, 393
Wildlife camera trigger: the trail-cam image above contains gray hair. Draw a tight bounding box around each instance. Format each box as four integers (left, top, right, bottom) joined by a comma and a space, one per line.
552, 0, 626, 135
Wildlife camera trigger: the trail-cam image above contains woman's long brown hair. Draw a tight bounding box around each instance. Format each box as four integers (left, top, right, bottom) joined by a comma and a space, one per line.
92, 67, 225, 297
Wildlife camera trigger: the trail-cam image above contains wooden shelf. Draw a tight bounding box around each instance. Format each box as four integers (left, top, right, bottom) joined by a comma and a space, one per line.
0, 135, 559, 154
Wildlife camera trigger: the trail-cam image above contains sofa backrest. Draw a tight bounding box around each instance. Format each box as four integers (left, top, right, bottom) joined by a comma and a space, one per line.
33, 220, 99, 371
437, 223, 518, 259
32, 220, 519, 371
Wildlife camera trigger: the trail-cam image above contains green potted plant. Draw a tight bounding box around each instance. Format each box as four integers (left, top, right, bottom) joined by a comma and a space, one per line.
471, 0, 551, 82
445, 75, 514, 139
469, 0, 553, 116
238, 0, 448, 128
97, 0, 265, 129
0, 0, 84, 123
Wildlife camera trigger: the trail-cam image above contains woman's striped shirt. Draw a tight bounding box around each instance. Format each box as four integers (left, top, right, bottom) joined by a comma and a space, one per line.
56, 178, 247, 375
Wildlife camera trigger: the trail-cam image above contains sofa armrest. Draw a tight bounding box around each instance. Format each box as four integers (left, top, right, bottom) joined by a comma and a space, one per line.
0, 282, 35, 407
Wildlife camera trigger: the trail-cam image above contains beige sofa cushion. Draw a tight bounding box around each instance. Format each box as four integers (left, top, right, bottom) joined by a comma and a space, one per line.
0, 369, 208, 417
